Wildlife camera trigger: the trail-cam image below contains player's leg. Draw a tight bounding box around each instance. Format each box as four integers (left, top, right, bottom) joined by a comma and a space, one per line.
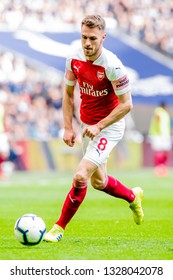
55, 158, 97, 228
154, 150, 169, 176
91, 165, 144, 225
91, 163, 135, 202
0, 133, 10, 179
83, 118, 143, 225
44, 158, 97, 242
151, 136, 171, 176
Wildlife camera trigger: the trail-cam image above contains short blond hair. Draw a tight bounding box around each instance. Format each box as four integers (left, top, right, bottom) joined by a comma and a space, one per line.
81, 15, 106, 31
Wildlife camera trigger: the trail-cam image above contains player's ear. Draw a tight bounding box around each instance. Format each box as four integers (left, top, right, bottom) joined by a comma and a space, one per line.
102, 33, 106, 41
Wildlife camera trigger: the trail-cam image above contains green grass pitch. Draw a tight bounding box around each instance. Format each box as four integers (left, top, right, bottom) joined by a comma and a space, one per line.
0, 169, 173, 260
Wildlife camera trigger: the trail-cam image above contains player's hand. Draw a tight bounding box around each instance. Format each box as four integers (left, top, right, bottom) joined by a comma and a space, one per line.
82, 124, 101, 140
63, 129, 76, 147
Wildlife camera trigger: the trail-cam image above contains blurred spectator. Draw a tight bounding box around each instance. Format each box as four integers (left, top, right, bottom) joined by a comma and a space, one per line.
8, 139, 26, 171
148, 102, 172, 176
114, 0, 173, 57
0, 99, 11, 178
0, 49, 65, 141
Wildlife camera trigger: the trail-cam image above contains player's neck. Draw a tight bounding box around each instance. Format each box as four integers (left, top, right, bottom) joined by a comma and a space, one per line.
85, 49, 102, 62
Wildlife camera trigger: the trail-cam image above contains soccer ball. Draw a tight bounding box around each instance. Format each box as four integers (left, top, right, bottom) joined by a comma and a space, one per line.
14, 214, 46, 246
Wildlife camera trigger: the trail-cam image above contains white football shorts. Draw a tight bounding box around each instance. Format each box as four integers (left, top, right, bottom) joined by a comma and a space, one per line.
82, 118, 125, 166
0, 133, 10, 153
149, 136, 172, 151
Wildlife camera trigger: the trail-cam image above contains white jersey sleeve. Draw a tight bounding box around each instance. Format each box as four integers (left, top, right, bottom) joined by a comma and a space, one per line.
101, 49, 131, 95
64, 56, 77, 86
64, 48, 85, 87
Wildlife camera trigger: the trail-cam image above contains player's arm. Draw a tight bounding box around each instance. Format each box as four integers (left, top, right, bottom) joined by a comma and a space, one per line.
63, 56, 77, 147
153, 113, 161, 134
96, 69, 132, 130
97, 90, 132, 130
62, 84, 76, 147
82, 90, 132, 139
63, 84, 75, 131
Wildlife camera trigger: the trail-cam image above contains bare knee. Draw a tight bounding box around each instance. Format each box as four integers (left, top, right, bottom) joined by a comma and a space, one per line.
74, 170, 88, 183
74, 159, 97, 183
91, 177, 105, 190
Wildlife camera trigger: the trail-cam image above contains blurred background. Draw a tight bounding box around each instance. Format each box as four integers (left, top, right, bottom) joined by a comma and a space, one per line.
0, 0, 173, 176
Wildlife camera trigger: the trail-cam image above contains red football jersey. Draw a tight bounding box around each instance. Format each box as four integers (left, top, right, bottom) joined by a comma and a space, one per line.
64, 47, 130, 125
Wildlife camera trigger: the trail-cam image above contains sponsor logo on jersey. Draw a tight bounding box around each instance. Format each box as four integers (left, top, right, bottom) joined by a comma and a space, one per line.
80, 82, 108, 97
97, 71, 105, 81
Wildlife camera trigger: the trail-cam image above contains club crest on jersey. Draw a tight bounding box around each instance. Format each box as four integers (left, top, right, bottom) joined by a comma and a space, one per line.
97, 71, 105, 81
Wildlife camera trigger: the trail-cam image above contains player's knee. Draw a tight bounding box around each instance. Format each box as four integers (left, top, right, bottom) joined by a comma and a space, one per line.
74, 171, 88, 183
91, 177, 104, 190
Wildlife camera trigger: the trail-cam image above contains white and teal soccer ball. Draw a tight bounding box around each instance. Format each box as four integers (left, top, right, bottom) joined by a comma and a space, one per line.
14, 214, 46, 246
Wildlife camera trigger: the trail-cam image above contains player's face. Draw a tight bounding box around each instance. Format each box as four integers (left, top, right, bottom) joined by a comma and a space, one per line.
81, 25, 106, 61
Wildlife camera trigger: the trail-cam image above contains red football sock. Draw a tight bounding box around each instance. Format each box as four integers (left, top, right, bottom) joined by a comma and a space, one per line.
154, 151, 168, 166
56, 180, 87, 229
101, 175, 135, 203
